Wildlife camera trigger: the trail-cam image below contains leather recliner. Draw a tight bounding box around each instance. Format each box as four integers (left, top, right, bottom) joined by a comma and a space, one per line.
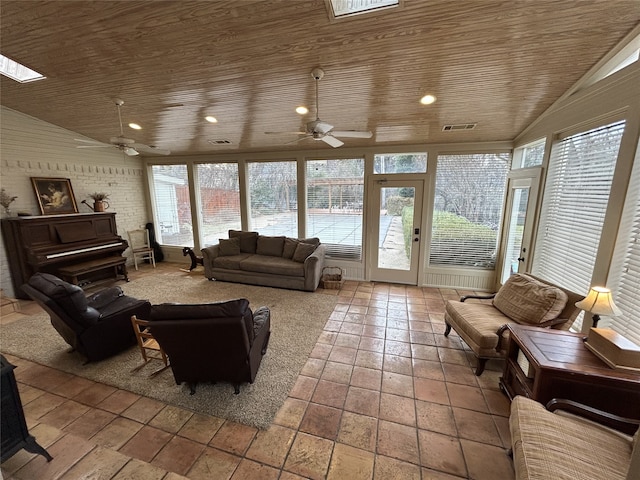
146, 299, 271, 394
22, 272, 151, 362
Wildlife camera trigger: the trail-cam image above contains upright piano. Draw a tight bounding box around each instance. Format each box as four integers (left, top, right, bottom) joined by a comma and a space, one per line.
2, 212, 128, 299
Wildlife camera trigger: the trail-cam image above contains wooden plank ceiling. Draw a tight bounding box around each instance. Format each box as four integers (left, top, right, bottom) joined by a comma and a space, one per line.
1, 1, 638, 156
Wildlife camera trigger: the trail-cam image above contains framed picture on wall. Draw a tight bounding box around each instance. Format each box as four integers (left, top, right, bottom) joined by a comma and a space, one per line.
31, 177, 78, 215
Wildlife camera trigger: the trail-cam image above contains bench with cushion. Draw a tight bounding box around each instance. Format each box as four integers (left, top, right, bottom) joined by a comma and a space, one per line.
444, 273, 584, 375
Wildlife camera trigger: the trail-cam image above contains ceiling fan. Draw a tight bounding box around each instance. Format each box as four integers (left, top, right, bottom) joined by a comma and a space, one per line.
265, 67, 372, 148
76, 98, 170, 156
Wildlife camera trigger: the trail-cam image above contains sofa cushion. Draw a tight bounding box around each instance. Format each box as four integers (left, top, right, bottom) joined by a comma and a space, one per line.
213, 253, 251, 270
229, 230, 259, 254
256, 235, 285, 257
219, 237, 241, 256
239, 255, 305, 277
282, 238, 299, 259
493, 273, 568, 325
446, 300, 514, 349
293, 242, 317, 262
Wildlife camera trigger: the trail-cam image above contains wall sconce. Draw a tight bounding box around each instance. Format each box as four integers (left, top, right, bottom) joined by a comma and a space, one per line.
575, 286, 621, 327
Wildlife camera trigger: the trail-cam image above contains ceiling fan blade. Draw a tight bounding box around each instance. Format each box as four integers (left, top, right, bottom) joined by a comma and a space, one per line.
321, 135, 344, 148
331, 130, 373, 138
284, 135, 312, 145
77, 145, 111, 149
265, 131, 308, 135
75, 138, 107, 145
133, 143, 171, 155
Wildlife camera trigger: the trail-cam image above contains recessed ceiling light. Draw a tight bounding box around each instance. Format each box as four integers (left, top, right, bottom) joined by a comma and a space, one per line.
128, 123, 142, 130
420, 94, 436, 105
0, 54, 46, 83
296, 106, 309, 115
205, 116, 218, 123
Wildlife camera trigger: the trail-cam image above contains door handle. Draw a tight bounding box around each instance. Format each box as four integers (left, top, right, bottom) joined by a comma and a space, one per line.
517, 257, 525, 262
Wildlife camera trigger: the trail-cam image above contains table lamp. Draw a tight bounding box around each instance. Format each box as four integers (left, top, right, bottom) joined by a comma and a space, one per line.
575, 286, 621, 328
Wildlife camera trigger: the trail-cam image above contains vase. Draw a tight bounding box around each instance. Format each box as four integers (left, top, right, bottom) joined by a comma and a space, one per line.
93, 200, 106, 212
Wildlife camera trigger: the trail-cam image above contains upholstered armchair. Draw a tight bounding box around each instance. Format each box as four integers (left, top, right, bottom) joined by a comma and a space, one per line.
146, 299, 271, 394
22, 273, 151, 362
444, 273, 583, 375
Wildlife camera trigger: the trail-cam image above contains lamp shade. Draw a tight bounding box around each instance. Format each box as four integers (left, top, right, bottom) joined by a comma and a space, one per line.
575, 286, 622, 316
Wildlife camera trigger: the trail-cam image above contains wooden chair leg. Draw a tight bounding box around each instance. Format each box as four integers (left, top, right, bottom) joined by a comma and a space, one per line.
444, 322, 452, 336
475, 358, 487, 376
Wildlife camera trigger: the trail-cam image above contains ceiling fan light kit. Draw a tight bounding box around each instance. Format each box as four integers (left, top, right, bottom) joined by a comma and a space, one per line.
265, 67, 372, 148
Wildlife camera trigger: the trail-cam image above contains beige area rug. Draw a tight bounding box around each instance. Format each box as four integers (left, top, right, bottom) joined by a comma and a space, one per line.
0, 274, 338, 429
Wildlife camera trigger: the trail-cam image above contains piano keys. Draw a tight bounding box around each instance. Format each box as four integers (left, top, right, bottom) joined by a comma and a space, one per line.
2, 212, 129, 299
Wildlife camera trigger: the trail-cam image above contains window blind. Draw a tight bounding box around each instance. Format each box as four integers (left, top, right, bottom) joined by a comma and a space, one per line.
531, 121, 625, 331
605, 147, 640, 346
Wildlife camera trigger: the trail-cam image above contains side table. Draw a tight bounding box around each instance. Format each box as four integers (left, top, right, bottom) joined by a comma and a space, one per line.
499, 324, 640, 421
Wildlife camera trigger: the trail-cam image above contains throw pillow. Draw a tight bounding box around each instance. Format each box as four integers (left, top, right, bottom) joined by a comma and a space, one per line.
218, 237, 241, 256
282, 238, 299, 259
229, 230, 258, 253
256, 235, 285, 257
493, 273, 568, 325
292, 242, 317, 262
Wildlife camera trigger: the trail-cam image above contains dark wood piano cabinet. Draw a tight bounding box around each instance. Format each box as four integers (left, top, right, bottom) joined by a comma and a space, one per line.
2, 212, 128, 298
1, 355, 52, 463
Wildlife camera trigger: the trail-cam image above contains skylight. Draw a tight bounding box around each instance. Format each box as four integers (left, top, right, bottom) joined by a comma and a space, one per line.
0, 54, 46, 83
329, 0, 399, 18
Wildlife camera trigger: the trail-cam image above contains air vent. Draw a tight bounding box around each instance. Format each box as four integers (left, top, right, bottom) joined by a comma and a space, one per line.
442, 123, 477, 131
207, 139, 232, 145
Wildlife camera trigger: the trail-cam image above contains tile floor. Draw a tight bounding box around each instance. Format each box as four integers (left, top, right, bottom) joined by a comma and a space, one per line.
0, 263, 515, 479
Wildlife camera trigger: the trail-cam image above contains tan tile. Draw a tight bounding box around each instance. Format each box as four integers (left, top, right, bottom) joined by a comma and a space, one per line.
58, 445, 129, 479
148, 405, 193, 434
274, 397, 308, 429
310, 343, 333, 360
446, 383, 489, 413
381, 371, 414, 398
377, 420, 419, 464
74, 383, 118, 406
97, 389, 141, 414
452, 408, 502, 446
230, 458, 280, 480
379, 393, 416, 426
460, 439, 515, 480
283, 432, 333, 480
373, 455, 421, 480
91, 417, 144, 450
337, 411, 377, 452
245, 424, 295, 468
111, 458, 167, 480
414, 378, 450, 405
420, 468, 467, 480
362, 324, 386, 338
410, 330, 437, 345
493, 415, 512, 448
335, 332, 361, 348
359, 336, 385, 352
119, 425, 173, 463
209, 421, 257, 456
15, 432, 93, 480
386, 327, 411, 342
22, 392, 65, 421
49, 376, 95, 398
16, 383, 46, 405
438, 347, 471, 366
328, 345, 358, 364
351, 366, 382, 390
178, 413, 224, 444
310, 379, 348, 408
383, 354, 413, 375
121, 396, 166, 424
483, 388, 511, 417
344, 386, 380, 417
412, 358, 445, 381
300, 358, 326, 378
441, 363, 478, 387
152, 435, 204, 475
416, 401, 457, 436
320, 361, 353, 384
411, 344, 440, 361
299, 403, 342, 440
16, 364, 73, 391
0, 423, 63, 476
63, 408, 116, 439
279, 472, 310, 480
289, 375, 318, 401
418, 430, 467, 477
476, 368, 503, 391
355, 350, 384, 369
327, 443, 374, 480
37, 399, 90, 429
187, 446, 241, 480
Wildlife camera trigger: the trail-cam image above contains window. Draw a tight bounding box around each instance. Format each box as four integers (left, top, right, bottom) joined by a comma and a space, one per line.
430, 153, 510, 268
329, 0, 399, 18
306, 158, 364, 259
513, 139, 545, 169
197, 163, 241, 246
606, 147, 640, 345
532, 121, 625, 330
150, 165, 193, 247
373, 153, 427, 174
247, 161, 297, 236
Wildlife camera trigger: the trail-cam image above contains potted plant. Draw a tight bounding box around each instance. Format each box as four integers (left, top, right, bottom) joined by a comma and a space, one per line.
0, 188, 17, 217
87, 192, 110, 212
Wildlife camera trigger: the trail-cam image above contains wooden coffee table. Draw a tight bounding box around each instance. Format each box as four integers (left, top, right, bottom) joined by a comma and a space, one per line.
499, 324, 640, 419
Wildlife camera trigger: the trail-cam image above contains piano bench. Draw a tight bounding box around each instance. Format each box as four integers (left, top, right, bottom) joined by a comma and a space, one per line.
58, 257, 128, 287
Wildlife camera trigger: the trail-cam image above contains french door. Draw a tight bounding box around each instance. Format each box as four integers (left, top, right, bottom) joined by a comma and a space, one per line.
369, 179, 424, 284
499, 169, 541, 284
